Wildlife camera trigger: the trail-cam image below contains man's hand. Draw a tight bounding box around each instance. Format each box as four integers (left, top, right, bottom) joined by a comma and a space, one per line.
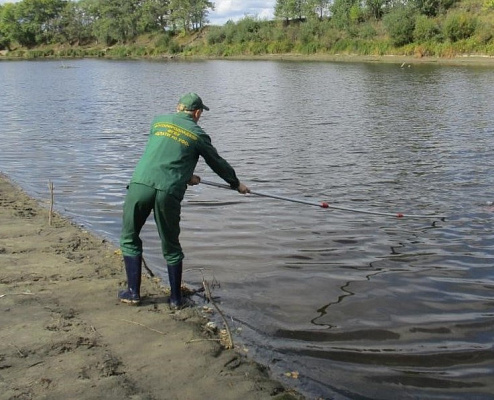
188, 175, 201, 186
237, 182, 250, 194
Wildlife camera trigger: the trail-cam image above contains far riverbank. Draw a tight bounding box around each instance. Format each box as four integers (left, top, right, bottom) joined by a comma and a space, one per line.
2, 51, 494, 66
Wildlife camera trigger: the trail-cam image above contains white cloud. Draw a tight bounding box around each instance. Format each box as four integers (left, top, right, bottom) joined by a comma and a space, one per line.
208, 0, 276, 25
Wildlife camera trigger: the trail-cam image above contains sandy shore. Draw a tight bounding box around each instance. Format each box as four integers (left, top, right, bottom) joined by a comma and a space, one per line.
0, 174, 303, 400
3, 51, 494, 67
218, 53, 494, 66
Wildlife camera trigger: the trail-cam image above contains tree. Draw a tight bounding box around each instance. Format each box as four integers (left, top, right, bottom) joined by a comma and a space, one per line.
57, 0, 95, 44
313, 0, 331, 19
442, 10, 477, 41
0, 3, 17, 49
383, 4, 416, 46
411, 0, 458, 16
169, 0, 213, 32
365, 0, 390, 19
91, 0, 141, 44
274, 0, 289, 21
330, 0, 361, 28
138, 0, 172, 33
190, 0, 213, 30
274, 0, 316, 22
413, 14, 440, 41
9, 0, 67, 47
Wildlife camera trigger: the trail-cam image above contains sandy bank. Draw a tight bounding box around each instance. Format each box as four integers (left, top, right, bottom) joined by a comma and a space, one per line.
0, 174, 303, 400
215, 53, 494, 66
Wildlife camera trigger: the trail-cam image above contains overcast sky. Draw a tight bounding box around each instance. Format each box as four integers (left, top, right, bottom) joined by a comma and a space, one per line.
0, 0, 276, 26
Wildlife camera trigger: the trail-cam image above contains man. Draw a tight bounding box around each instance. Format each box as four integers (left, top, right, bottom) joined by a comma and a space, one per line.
119, 92, 250, 308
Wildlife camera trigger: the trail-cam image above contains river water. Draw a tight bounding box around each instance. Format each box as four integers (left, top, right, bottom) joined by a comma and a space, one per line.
1, 58, 494, 399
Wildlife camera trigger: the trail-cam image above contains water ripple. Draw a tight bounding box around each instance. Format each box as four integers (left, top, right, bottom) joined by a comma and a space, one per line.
2, 59, 494, 400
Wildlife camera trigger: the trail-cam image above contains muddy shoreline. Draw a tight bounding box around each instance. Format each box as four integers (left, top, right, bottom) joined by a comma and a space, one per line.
215, 53, 494, 66
2, 52, 494, 67
0, 173, 303, 400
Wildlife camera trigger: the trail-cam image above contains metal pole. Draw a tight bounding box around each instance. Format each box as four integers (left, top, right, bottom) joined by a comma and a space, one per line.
199, 179, 447, 220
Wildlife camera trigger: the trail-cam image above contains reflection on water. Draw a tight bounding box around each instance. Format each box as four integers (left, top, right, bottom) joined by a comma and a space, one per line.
1, 59, 494, 399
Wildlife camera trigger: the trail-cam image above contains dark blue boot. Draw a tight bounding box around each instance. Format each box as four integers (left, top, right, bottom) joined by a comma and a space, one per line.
118, 255, 142, 305
167, 261, 183, 309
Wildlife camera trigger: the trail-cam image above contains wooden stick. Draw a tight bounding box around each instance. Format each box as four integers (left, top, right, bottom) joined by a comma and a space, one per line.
186, 338, 222, 344
203, 279, 234, 349
48, 180, 54, 226
0, 292, 35, 298
141, 256, 155, 277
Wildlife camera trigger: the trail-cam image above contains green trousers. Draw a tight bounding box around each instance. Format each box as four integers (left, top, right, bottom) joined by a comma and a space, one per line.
120, 183, 183, 265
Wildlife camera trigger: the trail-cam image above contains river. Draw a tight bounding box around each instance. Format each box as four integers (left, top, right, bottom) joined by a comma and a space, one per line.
1, 58, 493, 399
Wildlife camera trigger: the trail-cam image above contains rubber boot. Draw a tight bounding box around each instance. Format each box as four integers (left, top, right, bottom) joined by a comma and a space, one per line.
118, 255, 142, 305
167, 261, 183, 309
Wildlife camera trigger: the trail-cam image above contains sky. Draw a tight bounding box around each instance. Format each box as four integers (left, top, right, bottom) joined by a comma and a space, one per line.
208, 0, 276, 25
0, 0, 276, 26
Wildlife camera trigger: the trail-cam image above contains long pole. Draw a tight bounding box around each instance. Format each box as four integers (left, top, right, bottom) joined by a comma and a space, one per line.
200, 179, 447, 220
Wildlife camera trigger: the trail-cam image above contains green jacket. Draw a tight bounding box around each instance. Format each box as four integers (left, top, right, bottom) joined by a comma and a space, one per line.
130, 112, 240, 199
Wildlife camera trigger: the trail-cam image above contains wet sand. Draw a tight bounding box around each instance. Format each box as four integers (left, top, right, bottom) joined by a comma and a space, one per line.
0, 174, 302, 400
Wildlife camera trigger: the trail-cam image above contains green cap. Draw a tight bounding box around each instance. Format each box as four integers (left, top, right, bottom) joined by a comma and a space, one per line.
178, 92, 209, 111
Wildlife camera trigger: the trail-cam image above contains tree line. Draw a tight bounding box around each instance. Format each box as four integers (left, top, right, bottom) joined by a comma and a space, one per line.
0, 0, 213, 49
273, 0, 475, 45
1, 0, 493, 57
274, 0, 458, 22
204, 0, 493, 57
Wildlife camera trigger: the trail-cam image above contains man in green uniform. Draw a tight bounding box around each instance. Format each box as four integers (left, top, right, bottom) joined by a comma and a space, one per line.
119, 92, 250, 308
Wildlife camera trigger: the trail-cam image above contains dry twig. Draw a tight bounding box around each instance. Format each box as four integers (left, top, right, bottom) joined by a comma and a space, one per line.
0, 292, 35, 298
185, 338, 222, 344
10, 343, 26, 358
48, 180, 54, 226
202, 279, 234, 349
117, 318, 166, 335
141, 256, 155, 277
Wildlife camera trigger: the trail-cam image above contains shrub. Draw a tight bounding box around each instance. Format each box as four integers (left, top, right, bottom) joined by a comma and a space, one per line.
331, 37, 355, 53
129, 45, 148, 56
249, 41, 268, 55
206, 26, 226, 45
152, 33, 181, 55
299, 18, 321, 43
267, 39, 293, 53
472, 20, 493, 44
168, 40, 181, 54
414, 15, 441, 42
294, 41, 320, 54
111, 46, 130, 57
413, 43, 439, 57
485, 41, 494, 55
25, 50, 46, 58
484, 0, 494, 10
229, 16, 263, 43
155, 33, 172, 48
443, 11, 477, 41
359, 23, 378, 40
0, 34, 11, 50
207, 43, 227, 56
349, 4, 365, 24
59, 48, 82, 57
383, 6, 417, 46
